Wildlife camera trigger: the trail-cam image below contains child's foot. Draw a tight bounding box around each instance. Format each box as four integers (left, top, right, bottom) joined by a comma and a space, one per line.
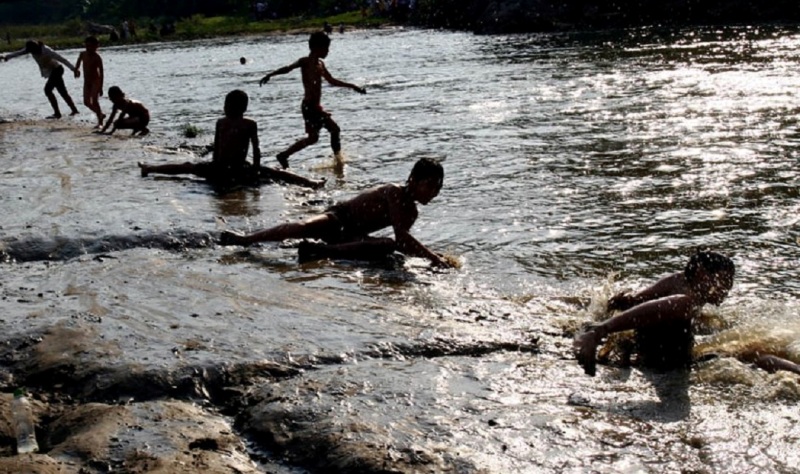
46, 114, 62, 120
137, 162, 149, 178
69, 109, 79, 116
312, 178, 327, 190
139, 127, 150, 137
219, 230, 248, 246
297, 240, 327, 263
276, 152, 289, 169
573, 325, 604, 377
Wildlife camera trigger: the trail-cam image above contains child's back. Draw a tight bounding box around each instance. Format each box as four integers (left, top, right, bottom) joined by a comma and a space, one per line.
213, 116, 258, 169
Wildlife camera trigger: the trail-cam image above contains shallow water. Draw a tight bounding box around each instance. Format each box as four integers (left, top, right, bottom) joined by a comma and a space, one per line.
1, 26, 800, 472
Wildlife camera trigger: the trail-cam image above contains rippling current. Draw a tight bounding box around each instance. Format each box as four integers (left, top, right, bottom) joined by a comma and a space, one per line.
1, 24, 800, 472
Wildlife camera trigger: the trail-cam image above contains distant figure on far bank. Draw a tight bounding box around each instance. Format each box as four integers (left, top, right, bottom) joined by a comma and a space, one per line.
75, 36, 105, 128
100, 86, 149, 136
1, 40, 80, 119
259, 31, 366, 169
138, 89, 324, 189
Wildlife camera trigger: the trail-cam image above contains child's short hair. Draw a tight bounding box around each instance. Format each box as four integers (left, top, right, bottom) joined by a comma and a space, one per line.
24, 40, 42, 54
309, 31, 331, 51
224, 89, 249, 118
108, 86, 124, 100
408, 158, 444, 187
85, 36, 99, 46
685, 250, 735, 281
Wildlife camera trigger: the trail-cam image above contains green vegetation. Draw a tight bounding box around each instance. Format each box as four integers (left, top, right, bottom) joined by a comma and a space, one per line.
182, 123, 201, 139
0, 11, 389, 53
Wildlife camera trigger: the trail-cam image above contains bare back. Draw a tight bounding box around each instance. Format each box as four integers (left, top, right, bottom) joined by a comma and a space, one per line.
119, 99, 149, 121
213, 117, 258, 168
333, 184, 418, 237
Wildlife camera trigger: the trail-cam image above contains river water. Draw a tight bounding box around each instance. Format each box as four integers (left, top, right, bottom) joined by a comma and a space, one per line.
1, 26, 799, 473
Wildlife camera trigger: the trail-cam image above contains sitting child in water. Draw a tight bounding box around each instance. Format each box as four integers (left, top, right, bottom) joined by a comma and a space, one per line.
137, 90, 324, 189
219, 157, 456, 268
574, 250, 800, 377
100, 86, 149, 136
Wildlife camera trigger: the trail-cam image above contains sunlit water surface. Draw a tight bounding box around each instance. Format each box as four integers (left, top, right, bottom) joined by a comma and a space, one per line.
1, 25, 800, 472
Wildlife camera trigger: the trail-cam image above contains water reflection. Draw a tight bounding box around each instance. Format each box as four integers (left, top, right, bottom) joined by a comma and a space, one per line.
210, 186, 262, 217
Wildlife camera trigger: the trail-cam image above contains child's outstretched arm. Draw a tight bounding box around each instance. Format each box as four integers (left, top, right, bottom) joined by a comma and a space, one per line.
259, 60, 301, 86
2, 48, 28, 62
321, 65, 366, 94
45, 47, 77, 75
608, 272, 686, 312
394, 229, 452, 268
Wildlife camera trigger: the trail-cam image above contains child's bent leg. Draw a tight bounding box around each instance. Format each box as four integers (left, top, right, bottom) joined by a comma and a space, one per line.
44, 82, 62, 118
277, 132, 320, 168
299, 238, 395, 262
323, 117, 341, 154
54, 78, 79, 115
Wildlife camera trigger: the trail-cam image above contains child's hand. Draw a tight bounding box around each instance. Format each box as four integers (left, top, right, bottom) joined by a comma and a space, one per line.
259, 75, 270, 86
74, 70, 80, 79
354, 86, 366, 94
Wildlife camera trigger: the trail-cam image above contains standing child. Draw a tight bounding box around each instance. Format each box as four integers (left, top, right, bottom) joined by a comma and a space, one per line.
100, 86, 150, 136
1, 40, 80, 119
137, 90, 324, 189
259, 31, 366, 169
219, 157, 455, 268
75, 36, 105, 128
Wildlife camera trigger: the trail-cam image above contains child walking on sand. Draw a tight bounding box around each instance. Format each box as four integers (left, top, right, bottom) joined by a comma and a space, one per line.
100, 86, 150, 136
259, 31, 366, 169
219, 157, 455, 267
1, 40, 80, 119
75, 36, 105, 127
138, 90, 324, 189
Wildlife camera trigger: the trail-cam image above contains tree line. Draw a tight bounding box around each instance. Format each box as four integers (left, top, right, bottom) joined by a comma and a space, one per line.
0, 0, 363, 24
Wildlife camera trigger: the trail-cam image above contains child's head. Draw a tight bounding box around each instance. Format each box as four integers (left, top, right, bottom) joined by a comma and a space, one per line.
308, 31, 331, 56
24, 40, 42, 55
84, 36, 99, 51
685, 250, 735, 305
224, 89, 249, 118
107, 86, 125, 104
407, 158, 444, 205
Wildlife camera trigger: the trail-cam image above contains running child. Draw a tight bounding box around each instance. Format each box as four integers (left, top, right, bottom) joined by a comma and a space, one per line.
100, 86, 149, 136
219, 157, 455, 267
259, 31, 366, 169
1, 40, 80, 119
75, 36, 105, 127
138, 90, 324, 189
